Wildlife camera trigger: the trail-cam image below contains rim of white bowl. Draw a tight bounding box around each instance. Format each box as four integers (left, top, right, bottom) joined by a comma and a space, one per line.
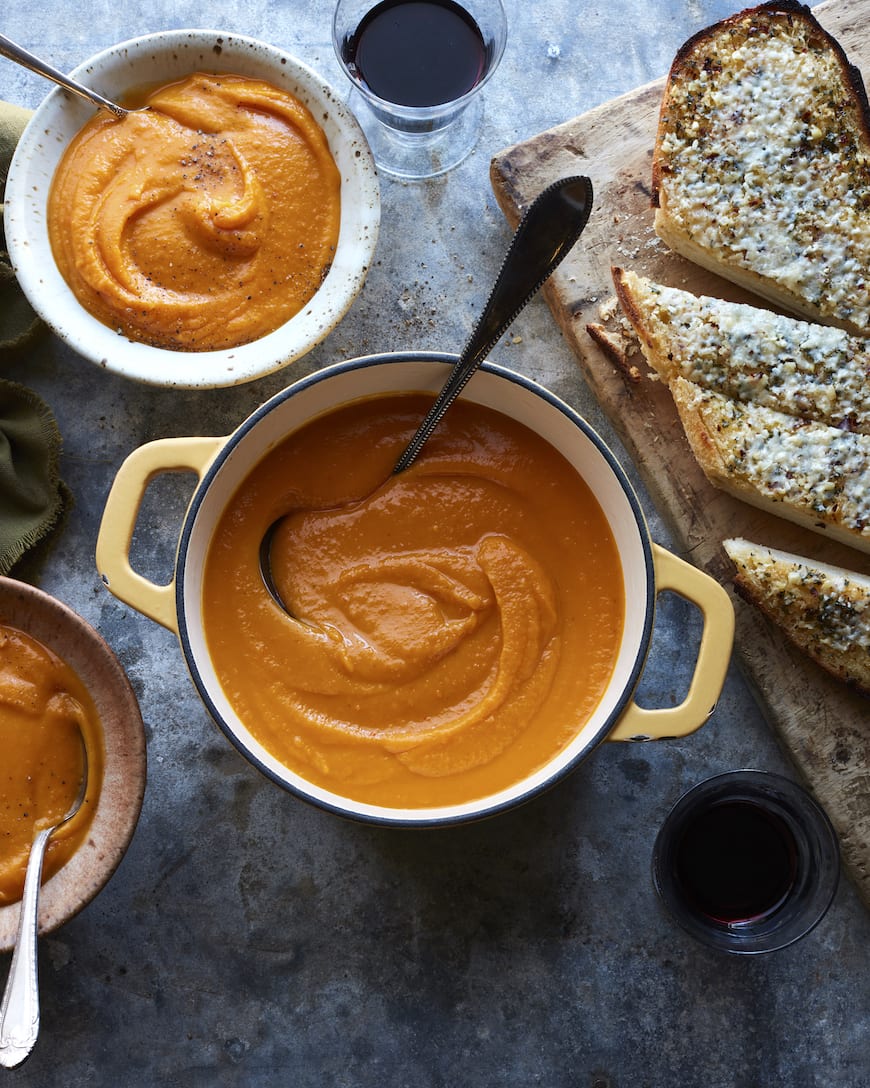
3, 29, 380, 388
174, 352, 657, 826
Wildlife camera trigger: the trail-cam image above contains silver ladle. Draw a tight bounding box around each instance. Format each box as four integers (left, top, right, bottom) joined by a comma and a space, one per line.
260, 173, 594, 611
0, 728, 89, 1069
393, 174, 594, 473
0, 33, 137, 119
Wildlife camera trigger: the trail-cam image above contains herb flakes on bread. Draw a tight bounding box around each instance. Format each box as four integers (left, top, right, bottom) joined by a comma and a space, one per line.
671, 377, 870, 553
652, 0, 870, 336
613, 267, 870, 434
724, 537, 870, 694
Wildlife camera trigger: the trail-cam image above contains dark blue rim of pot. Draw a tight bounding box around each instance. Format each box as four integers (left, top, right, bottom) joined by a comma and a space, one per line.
175, 351, 656, 827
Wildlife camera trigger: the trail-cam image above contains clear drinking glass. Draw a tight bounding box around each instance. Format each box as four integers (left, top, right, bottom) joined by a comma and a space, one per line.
652, 770, 840, 955
332, 0, 508, 180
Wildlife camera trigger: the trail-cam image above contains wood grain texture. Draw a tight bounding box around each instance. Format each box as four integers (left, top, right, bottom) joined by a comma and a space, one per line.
490, 0, 870, 906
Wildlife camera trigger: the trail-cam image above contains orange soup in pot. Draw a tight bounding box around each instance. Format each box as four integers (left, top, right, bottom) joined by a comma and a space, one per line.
201, 393, 625, 808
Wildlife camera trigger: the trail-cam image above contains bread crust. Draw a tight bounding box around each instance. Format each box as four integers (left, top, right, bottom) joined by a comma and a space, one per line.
612, 266, 870, 433
651, 217, 858, 332
652, 1, 870, 334
670, 377, 870, 553
652, 1, 870, 207
724, 537, 870, 695
611, 266, 655, 361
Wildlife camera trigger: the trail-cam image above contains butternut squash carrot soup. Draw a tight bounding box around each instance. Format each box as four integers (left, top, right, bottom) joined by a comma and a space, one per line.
47, 73, 341, 352
0, 624, 102, 904
201, 393, 625, 808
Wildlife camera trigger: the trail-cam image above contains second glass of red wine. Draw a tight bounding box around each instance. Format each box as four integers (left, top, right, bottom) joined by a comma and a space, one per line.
652, 770, 840, 955
333, 0, 508, 180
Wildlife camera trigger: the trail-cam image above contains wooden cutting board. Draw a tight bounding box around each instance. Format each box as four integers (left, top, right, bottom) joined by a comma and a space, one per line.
490, 0, 870, 908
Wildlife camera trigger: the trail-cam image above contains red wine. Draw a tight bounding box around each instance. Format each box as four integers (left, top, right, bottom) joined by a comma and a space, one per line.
343, 0, 488, 108
672, 800, 798, 924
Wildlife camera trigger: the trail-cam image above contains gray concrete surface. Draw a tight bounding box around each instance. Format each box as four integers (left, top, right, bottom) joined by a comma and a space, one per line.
1, 1, 869, 1084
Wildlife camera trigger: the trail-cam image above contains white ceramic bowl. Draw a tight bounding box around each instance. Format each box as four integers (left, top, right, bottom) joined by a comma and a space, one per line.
95, 354, 735, 826
0, 578, 146, 951
3, 30, 380, 388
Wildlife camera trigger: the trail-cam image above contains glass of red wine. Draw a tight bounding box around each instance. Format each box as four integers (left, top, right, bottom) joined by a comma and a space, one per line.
652, 770, 840, 955
333, 0, 508, 179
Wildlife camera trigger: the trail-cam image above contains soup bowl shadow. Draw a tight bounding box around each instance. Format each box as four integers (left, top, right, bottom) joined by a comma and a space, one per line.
94, 353, 735, 826
3, 29, 380, 389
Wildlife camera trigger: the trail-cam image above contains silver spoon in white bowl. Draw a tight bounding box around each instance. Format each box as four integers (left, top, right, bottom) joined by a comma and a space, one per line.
0, 726, 89, 1069
259, 173, 595, 612
0, 33, 139, 119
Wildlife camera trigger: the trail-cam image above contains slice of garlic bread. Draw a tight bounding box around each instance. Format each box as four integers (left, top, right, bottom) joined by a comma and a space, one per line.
723, 537, 870, 694
612, 267, 870, 434
670, 377, 870, 553
652, 1, 870, 336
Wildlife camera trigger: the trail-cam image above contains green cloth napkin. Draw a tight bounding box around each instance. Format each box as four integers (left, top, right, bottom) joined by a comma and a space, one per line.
0, 100, 70, 576
0, 379, 69, 575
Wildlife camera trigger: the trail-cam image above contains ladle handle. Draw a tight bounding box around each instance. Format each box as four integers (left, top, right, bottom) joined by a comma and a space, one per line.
0, 33, 127, 118
0, 828, 52, 1068
393, 174, 594, 473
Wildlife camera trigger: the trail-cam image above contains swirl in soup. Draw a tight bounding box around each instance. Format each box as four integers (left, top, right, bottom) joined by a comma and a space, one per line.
201, 394, 625, 808
48, 73, 341, 352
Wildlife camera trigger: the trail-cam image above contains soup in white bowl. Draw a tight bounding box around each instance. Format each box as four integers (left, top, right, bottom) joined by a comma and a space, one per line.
4, 30, 380, 387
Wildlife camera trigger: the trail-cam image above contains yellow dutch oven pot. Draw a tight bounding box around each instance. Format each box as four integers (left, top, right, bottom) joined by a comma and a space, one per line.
96, 353, 735, 826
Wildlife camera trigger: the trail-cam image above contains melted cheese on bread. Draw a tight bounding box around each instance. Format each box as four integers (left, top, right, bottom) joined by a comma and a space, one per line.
724, 536, 870, 692
613, 267, 870, 433
671, 376, 870, 551
653, 2, 870, 334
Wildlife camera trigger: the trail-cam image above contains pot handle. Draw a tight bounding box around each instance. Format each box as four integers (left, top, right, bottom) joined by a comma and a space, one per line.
95, 437, 224, 633
607, 543, 734, 742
